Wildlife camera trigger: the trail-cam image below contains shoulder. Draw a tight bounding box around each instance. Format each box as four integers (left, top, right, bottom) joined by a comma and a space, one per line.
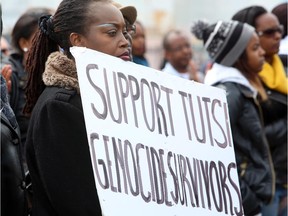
28, 87, 84, 135
32, 87, 82, 115
41, 87, 79, 103
214, 82, 241, 97
215, 82, 255, 98
214, 82, 251, 117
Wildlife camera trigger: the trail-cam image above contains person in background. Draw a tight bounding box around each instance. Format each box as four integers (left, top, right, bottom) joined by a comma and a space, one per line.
232, 6, 287, 216
272, 2, 288, 72
112, 1, 137, 60
0, 36, 12, 91
23, 0, 136, 215
0, 4, 30, 215
8, 7, 53, 149
162, 29, 203, 82
131, 20, 150, 66
1, 36, 11, 57
192, 19, 274, 216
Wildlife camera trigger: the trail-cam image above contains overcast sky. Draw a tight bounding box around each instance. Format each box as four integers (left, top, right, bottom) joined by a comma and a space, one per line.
1, 0, 285, 34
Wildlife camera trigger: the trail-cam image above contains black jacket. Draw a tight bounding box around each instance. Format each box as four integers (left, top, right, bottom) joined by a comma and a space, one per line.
1, 113, 28, 215
9, 53, 30, 146
26, 87, 102, 216
215, 82, 274, 216
261, 87, 287, 187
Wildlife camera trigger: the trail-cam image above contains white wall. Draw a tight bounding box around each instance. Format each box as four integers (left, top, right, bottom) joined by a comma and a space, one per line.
1, 0, 286, 68
1, 0, 61, 34
2, 0, 284, 34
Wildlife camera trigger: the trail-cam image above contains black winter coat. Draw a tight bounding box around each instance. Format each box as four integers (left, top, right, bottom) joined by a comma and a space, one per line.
26, 86, 102, 216
215, 82, 274, 216
261, 87, 287, 187
1, 113, 28, 215
9, 53, 30, 146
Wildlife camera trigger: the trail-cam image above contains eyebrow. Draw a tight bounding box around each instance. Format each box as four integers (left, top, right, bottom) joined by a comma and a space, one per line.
95, 23, 121, 28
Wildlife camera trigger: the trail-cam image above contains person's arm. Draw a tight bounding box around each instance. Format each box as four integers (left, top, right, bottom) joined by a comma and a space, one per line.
1, 116, 28, 215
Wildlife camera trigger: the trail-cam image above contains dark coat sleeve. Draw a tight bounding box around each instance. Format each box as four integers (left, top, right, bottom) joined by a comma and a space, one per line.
265, 116, 287, 147
1, 116, 28, 216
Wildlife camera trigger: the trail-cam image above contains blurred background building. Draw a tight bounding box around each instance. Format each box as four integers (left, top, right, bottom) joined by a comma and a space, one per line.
1, 0, 286, 69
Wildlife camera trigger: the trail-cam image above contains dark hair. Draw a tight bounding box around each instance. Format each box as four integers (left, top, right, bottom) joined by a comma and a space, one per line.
232, 6, 267, 27
272, 3, 287, 38
24, 0, 109, 114
234, 51, 255, 82
11, 8, 52, 55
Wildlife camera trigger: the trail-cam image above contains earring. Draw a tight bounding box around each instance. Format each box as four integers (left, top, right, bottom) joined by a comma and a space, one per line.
23, 47, 28, 52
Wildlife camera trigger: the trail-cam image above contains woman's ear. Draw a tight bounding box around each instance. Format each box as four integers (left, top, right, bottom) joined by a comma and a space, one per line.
70, 33, 85, 46
19, 37, 30, 52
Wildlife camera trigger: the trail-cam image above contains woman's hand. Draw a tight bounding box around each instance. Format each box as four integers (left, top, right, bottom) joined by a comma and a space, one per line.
1, 64, 12, 93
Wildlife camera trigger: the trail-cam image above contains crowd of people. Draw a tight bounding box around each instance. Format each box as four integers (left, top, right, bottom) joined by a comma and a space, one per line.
1, 0, 287, 216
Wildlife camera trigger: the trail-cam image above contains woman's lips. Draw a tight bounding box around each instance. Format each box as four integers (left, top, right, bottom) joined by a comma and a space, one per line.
118, 51, 131, 61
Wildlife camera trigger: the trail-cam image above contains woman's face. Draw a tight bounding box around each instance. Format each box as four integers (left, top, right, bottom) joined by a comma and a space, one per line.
77, 2, 130, 61
245, 32, 265, 73
165, 33, 193, 72
132, 22, 146, 57
255, 13, 282, 58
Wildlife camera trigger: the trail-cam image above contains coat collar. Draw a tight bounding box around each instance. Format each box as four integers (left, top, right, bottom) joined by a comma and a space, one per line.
43, 51, 80, 93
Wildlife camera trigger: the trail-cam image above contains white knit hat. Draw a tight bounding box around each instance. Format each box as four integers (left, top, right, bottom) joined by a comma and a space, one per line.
192, 20, 255, 66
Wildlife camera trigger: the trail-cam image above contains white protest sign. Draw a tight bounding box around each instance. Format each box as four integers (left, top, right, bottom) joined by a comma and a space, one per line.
71, 47, 243, 216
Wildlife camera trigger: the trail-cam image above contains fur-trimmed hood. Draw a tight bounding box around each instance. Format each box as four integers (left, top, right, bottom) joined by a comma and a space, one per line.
43, 51, 80, 93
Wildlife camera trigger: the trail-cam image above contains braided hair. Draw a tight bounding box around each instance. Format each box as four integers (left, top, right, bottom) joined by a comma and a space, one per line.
24, 0, 110, 114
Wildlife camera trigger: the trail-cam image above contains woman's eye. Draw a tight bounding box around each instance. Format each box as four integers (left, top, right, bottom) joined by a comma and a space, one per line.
254, 44, 260, 51
123, 30, 128, 37
107, 30, 117, 36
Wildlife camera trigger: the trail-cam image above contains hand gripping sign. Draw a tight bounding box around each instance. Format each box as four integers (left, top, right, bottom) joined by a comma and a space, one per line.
71, 47, 243, 216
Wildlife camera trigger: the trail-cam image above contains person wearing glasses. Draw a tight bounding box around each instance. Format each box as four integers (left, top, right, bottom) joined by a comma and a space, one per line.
0, 36, 11, 57
232, 6, 287, 216
272, 2, 288, 73
112, 1, 137, 61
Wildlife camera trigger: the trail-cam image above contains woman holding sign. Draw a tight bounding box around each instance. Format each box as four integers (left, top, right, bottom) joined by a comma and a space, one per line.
192, 20, 274, 216
23, 0, 136, 215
